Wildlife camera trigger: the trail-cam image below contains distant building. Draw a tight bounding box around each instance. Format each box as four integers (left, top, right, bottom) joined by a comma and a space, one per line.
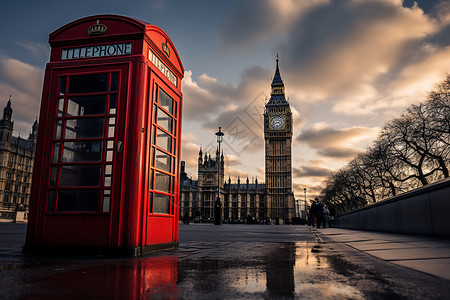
180, 150, 267, 222
0, 97, 37, 221
180, 58, 294, 223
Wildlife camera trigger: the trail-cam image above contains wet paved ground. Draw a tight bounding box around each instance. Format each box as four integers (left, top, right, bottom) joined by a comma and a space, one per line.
1, 223, 450, 299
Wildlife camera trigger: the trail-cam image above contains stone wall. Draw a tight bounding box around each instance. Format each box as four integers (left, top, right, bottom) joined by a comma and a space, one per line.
334, 178, 450, 237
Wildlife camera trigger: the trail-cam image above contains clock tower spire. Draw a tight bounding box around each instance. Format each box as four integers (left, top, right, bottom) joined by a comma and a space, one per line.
263, 56, 294, 223
268, 54, 287, 105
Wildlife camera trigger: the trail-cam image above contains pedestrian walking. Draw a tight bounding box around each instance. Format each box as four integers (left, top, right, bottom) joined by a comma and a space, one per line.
323, 204, 329, 228
309, 199, 318, 227
315, 199, 324, 228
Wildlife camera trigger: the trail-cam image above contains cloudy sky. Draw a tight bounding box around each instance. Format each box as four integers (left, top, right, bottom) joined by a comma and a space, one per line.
1, 0, 449, 199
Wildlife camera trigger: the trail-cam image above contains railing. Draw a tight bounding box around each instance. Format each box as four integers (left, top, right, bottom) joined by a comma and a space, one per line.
334, 177, 450, 237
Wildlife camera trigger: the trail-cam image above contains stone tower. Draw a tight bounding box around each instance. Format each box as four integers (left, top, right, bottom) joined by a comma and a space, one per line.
197, 148, 224, 219
263, 57, 294, 222
0, 96, 13, 145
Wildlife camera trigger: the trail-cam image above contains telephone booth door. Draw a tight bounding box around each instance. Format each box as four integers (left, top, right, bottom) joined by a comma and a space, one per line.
144, 76, 181, 246
41, 65, 128, 247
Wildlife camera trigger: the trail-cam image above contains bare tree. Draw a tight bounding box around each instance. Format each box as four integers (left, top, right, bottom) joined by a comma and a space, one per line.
319, 75, 450, 214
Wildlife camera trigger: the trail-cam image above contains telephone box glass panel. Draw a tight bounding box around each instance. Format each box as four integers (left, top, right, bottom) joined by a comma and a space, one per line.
47, 72, 119, 212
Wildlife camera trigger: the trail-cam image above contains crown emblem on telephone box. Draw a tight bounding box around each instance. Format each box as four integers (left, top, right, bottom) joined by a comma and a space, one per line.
162, 40, 170, 57
88, 20, 107, 36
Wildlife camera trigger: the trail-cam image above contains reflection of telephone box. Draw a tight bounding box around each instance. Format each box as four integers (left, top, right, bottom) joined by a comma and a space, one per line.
24, 15, 184, 255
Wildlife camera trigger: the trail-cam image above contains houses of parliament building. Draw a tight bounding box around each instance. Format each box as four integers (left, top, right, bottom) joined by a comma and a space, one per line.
0, 97, 38, 220
180, 59, 295, 223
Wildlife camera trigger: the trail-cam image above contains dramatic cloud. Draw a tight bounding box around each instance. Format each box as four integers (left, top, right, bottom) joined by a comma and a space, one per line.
17, 41, 49, 61
296, 123, 380, 159
217, 0, 328, 51
281, 0, 438, 104
217, 0, 449, 117
181, 70, 227, 121
182, 66, 273, 156
389, 45, 450, 98
0, 56, 43, 135
180, 141, 201, 169
224, 154, 242, 167
293, 182, 323, 198
294, 165, 333, 178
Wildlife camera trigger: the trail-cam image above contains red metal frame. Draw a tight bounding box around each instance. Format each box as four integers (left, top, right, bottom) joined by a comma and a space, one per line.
24, 15, 184, 255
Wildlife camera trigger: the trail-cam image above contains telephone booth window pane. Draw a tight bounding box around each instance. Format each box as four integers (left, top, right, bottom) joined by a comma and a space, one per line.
148, 192, 153, 213
106, 142, 114, 161
50, 167, 58, 186
108, 118, 116, 137
105, 164, 112, 175
159, 88, 173, 114
60, 165, 101, 186
47, 191, 55, 212
52, 143, 60, 163
155, 149, 171, 172
55, 120, 62, 139
106, 150, 113, 162
59, 77, 66, 95
110, 73, 118, 92
102, 195, 110, 212
156, 129, 171, 152
68, 74, 108, 94
57, 190, 99, 212
157, 108, 172, 133
107, 125, 115, 137
57, 98, 64, 116
149, 169, 154, 190
103, 189, 111, 212
109, 95, 117, 114
62, 141, 103, 162
104, 164, 112, 187
153, 105, 158, 123
67, 96, 106, 116
65, 118, 105, 139
155, 171, 170, 192
154, 194, 170, 214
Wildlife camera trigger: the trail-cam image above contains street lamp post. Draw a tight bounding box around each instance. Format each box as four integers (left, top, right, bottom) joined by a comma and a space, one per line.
303, 188, 307, 220
214, 127, 224, 225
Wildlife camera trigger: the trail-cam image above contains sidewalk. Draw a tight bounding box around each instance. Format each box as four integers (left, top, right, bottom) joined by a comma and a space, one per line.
315, 227, 450, 280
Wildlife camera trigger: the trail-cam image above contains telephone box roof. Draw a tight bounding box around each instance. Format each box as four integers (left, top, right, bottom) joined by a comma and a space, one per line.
49, 14, 184, 77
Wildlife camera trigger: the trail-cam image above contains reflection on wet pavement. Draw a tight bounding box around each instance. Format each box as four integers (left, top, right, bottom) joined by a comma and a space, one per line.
14, 241, 365, 299
3, 224, 450, 299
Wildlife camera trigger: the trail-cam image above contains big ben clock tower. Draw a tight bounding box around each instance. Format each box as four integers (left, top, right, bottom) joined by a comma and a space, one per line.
264, 57, 294, 222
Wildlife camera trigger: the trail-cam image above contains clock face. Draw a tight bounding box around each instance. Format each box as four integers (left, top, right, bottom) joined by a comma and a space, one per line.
270, 116, 285, 130
272, 87, 283, 94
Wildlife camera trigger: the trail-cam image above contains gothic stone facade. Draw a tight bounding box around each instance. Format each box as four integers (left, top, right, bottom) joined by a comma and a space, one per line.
180, 152, 267, 222
0, 97, 38, 220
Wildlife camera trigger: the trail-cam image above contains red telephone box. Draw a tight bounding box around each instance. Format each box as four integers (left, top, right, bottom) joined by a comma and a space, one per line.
24, 15, 184, 255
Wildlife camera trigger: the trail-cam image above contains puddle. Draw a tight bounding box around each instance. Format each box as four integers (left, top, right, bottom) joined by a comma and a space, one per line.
15, 242, 365, 299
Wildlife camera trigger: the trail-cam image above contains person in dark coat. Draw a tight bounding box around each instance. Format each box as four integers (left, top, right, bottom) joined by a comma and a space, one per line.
315, 200, 324, 228
309, 199, 317, 227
